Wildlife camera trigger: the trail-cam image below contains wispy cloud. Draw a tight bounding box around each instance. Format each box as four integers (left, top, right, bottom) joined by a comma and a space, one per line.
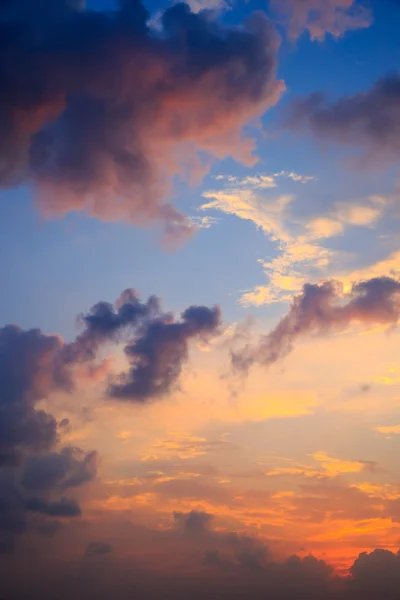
204, 174, 390, 306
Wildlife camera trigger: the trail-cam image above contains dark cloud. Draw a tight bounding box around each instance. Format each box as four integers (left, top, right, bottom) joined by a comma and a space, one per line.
350, 549, 400, 597
174, 510, 214, 533
25, 496, 82, 517
63, 289, 160, 364
0, 290, 222, 471
84, 541, 113, 557
110, 305, 222, 401
0, 473, 27, 537
0, 288, 222, 557
1, 505, 400, 600
0, 0, 283, 239
37, 520, 62, 537
0, 446, 95, 549
67, 290, 222, 401
0, 323, 100, 550
0, 325, 68, 465
22, 447, 98, 492
287, 73, 400, 164
232, 276, 400, 373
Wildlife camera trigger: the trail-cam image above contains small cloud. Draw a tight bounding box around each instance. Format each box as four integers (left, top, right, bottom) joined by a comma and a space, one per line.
188, 215, 220, 229
84, 541, 113, 557
273, 170, 316, 184
115, 431, 133, 442
311, 451, 377, 476
375, 425, 400, 436
140, 433, 235, 462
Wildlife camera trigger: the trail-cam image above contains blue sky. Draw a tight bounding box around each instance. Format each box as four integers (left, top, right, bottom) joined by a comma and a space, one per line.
1, 0, 399, 340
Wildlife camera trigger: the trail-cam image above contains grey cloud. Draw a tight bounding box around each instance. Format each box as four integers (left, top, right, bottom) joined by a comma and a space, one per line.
174, 510, 214, 533
287, 73, 400, 165
84, 541, 113, 557
0, 324, 69, 465
232, 276, 400, 373
22, 447, 98, 492
25, 497, 82, 517
110, 305, 222, 401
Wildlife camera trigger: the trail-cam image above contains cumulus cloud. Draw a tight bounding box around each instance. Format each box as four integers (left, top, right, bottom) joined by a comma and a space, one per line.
0, 288, 223, 552
232, 276, 400, 373
287, 74, 400, 164
174, 509, 214, 533
0, 325, 69, 465
65, 290, 222, 402
0, 0, 284, 239
270, 0, 372, 41
350, 548, 400, 595
63, 289, 160, 363
0, 317, 102, 552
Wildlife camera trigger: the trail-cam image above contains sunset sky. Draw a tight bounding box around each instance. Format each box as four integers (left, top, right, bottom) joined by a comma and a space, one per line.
1, 1, 400, 598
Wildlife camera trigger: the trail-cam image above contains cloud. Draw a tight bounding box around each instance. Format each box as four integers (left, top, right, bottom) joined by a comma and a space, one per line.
232, 276, 400, 373
0, 318, 100, 550
25, 497, 82, 517
202, 172, 388, 308
0, 0, 284, 239
0, 445, 97, 550
287, 74, 400, 164
0, 325, 69, 465
63, 289, 160, 363
64, 289, 223, 402
22, 447, 98, 492
140, 432, 234, 461
270, 0, 372, 41
110, 305, 222, 401
84, 541, 113, 557
174, 509, 214, 533
311, 452, 378, 476
375, 424, 400, 436
200, 173, 295, 240
0, 288, 223, 551
350, 549, 400, 594
187, 216, 220, 229
0, 290, 223, 441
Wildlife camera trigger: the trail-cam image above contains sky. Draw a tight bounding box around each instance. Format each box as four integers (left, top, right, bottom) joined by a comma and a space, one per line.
1, 0, 400, 598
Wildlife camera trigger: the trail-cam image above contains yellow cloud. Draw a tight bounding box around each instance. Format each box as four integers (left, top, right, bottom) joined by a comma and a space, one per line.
115, 430, 133, 441
200, 188, 293, 241
237, 391, 318, 422
311, 452, 366, 476
140, 432, 232, 461
375, 424, 400, 435
306, 217, 343, 239
341, 250, 400, 292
